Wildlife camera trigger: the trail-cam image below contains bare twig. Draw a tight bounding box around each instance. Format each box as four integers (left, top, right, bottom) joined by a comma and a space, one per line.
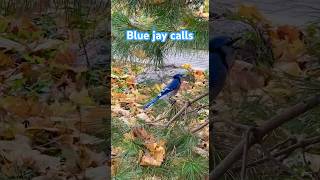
165, 92, 208, 127
241, 127, 254, 180
145, 104, 175, 124
269, 136, 296, 152
259, 143, 303, 180
185, 104, 209, 115
233, 135, 320, 170
210, 95, 320, 180
191, 119, 209, 134
224, 120, 250, 130
80, 33, 91, 68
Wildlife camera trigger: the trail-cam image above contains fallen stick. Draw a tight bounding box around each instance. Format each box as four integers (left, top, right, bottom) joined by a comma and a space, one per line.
210, 95, 320, 179
165, 92, 208, 127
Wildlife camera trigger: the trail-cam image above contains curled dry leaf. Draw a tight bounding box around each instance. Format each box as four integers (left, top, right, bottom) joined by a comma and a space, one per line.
132, 127, 155, 142
141, 141, 166, 167
129, 127, 166, 166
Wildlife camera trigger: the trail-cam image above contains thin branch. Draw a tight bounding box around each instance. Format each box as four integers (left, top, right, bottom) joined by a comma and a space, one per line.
269, 136, 296, 152
191, 119, 209, 134
210, 95, 320, 180
165, 92, 208, 127
241, 127, 254, 180
224, 120, 250, 130
233, 135, 320, 170
185, 104, 209, 115
258, 143, 303, 180
80, 33, 91, 68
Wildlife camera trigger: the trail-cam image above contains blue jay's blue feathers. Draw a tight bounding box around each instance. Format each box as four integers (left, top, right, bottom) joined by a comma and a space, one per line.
210, 52, 228, 99
143, 74, 184, 110
210, 36, 239, 99
210, 36, 233, 51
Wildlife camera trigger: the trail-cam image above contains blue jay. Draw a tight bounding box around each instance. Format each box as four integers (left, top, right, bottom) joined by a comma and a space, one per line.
209, 36, 240, 173
143, 73, 185, 110
210, 36, 240, 99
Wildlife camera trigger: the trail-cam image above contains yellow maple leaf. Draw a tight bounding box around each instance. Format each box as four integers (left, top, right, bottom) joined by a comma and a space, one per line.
181, 63, 192, 70
238, 5, 268, 23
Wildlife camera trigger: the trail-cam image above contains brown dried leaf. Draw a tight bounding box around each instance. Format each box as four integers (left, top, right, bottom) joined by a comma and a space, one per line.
132, 127, 156, 143
69, 88, 95, 106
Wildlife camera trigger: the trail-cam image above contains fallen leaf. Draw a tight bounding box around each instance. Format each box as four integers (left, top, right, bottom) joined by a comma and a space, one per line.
69, 88, 94, 106
305, 153, 320, 172
53, 48, 76, 66
0, 135, 60, 174
0, 52, 14, 68
85, 166, 109, 180
230, 61, 265, 91
238, 5, 268, 23
0, 96, 46, 118
276, 25, 302, 43
274, 61, 302, 76
0, 37, 26, 52
132, 127, 156, 143
140, 153, 162, 166
132, 48, 148, 59
79, 133, 104, 145
181, 63, 192, 70
194, 70, 205, 81
30, 39, 64, 52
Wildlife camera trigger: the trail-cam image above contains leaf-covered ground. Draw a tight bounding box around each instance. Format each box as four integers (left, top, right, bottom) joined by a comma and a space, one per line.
0, 14, 108, 179
213, 5, 320, 179
111, 62, 209, 179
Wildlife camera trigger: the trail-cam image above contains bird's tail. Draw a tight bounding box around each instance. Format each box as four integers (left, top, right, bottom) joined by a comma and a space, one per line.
143, 96, 160, 110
